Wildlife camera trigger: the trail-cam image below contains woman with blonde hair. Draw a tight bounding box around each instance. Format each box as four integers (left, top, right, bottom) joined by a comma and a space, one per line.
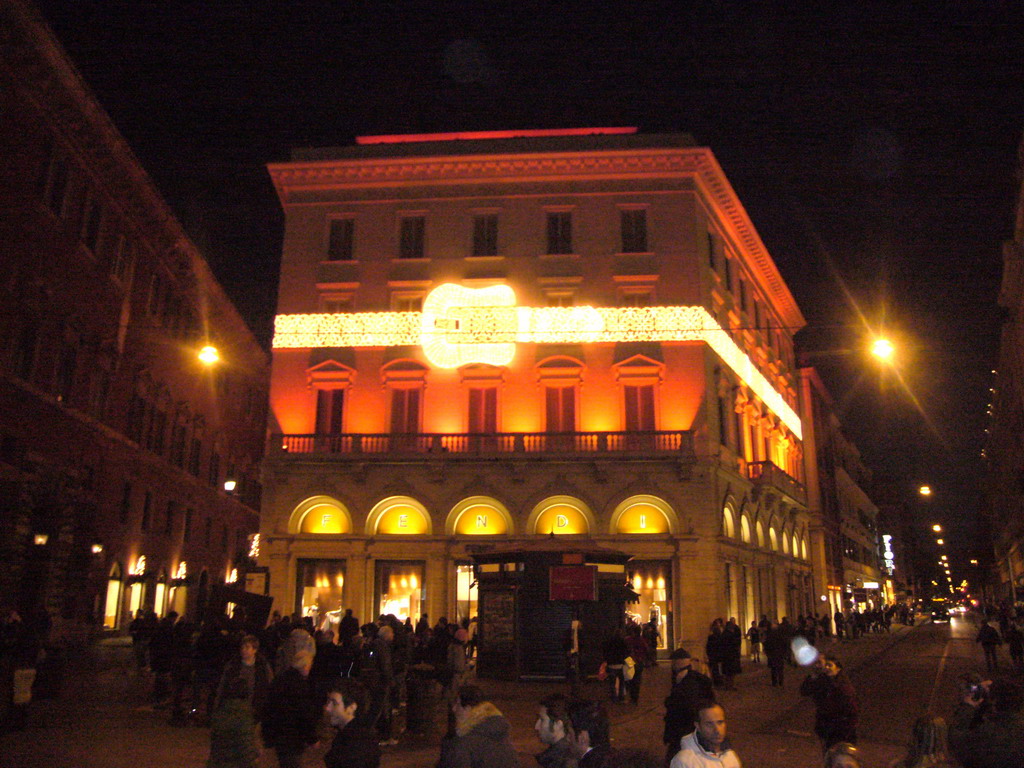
891, 715, 959, 768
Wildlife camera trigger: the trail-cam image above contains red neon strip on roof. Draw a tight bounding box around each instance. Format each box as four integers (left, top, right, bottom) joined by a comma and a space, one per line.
356, 128, 639, 145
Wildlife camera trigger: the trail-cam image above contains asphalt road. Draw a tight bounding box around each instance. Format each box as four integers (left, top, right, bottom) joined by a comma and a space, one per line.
0, 617, 1006, 768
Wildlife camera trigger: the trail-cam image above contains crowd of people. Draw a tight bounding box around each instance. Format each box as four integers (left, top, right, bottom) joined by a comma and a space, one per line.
9, 600, 1024, 767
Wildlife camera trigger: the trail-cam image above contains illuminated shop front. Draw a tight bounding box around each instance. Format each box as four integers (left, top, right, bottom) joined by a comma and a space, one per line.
627, 561, 672, 649
455, 563, 478, 624
376, 561, 424, 622
103, 563, 123, 629
296, 558, 346, 628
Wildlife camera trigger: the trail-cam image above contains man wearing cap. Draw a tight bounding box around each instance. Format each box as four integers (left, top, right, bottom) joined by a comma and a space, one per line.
663, 648, 715, 766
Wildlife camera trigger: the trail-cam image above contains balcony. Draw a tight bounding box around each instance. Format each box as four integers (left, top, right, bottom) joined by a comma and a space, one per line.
271, 430, 693, 461
746, 460, 806, 504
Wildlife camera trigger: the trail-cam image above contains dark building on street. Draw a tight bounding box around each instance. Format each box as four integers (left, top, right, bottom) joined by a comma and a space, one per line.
0, 0, 268, 637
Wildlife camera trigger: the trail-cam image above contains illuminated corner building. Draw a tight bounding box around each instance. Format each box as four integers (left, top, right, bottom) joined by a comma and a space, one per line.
800, 369, 885, 623
0, 1, 267, 632
264, 128, 813, 654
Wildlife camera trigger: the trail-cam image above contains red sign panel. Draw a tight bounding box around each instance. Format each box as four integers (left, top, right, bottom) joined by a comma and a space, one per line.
549, 565, 597, 601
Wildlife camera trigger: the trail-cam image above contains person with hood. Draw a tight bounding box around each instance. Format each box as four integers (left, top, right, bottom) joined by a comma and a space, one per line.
261, 648, 318, 768
436, 684, 518, 768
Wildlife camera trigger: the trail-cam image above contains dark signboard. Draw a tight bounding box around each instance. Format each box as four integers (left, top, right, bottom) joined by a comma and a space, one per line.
549, 565, 597, 601
480, 589, 515, 647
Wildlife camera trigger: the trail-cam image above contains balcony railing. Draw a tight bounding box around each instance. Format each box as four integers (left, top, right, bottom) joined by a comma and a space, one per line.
271, 430, 693, 459
746, 460, 806, 503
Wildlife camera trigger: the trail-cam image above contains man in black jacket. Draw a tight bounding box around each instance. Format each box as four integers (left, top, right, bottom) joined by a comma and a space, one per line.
663, 648, 715, 766
261, 649, 318, 768
535, 693, 573, 768
324, 678, 380, 768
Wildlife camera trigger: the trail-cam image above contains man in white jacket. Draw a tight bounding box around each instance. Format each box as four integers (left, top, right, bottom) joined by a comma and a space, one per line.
670, 701, 741, 768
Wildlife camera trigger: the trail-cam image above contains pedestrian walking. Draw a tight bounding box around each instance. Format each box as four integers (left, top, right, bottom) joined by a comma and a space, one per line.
890, 715, 958, 768
721, 619, 742, 689
1006, 621, 1024, 670
535, 693, 573, 768
625, 624, 650, 705
323, 678, 380, 768
207, 635, 272, 768
567, 699, 617, 768
705, 620, 725, 687
261, 648, 318, 768
669, 701, 741, 768
950, 677, 1024, 768
800, 654, 858, 752
975, 620, 1002, 673
663, 648, 715, 766
746, 621, 761, 663
436, 684, 518, 768
602, 628, 628, 703
764, 621, 789, 688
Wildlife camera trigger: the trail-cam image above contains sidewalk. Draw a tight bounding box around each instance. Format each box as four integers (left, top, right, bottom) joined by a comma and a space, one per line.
0, 622, 922, 768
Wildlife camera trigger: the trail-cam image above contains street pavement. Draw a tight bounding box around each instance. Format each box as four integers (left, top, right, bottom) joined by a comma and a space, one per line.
0, 615, 1009, 768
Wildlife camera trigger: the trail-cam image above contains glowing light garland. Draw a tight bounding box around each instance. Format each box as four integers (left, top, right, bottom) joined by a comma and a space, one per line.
274, 284, 801, 438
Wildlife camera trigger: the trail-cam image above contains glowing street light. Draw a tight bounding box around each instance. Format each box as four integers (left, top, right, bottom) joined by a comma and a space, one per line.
932, 524, 942, 533
871, 338, 895, 361
937, 539, 945, 545
919, 486, 933, 497
198, 345, 220, 365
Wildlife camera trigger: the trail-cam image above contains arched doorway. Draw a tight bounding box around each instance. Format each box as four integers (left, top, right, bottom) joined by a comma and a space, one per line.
103, 562, 123, 629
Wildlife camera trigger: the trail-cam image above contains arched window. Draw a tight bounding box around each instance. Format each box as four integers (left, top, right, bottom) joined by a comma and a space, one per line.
447, 497, 512, 536
756, 520, 765, 548
613, 497, 674, 534
782, 531, 791, 555
369, 497, 431, 535
722, 507, 736, 538
740, 515, 751, 544
289, 496, 353, 535
769, 527, 779, 551
801, 537, 808, 560
530, 496, 592, 535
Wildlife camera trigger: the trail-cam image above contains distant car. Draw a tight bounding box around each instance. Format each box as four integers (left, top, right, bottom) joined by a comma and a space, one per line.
931, 607, 951, 623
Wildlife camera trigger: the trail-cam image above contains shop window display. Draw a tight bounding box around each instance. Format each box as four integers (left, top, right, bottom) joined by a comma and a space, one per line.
296, 559, 346, 630
626, 561, 671, 650
376, 561, 424, 622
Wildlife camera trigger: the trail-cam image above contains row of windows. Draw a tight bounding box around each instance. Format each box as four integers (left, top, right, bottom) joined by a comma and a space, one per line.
314, 378, 659, 435
716, 392, 802, 481
325, 208, 648, 262
121, 481, 247, 555
723, 507, 809, 560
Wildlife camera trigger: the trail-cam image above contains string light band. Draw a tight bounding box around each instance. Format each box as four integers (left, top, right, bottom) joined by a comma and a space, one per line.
273, 283, 801, 438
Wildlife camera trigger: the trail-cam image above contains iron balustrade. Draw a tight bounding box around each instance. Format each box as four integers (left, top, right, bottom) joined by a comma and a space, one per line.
746, 460, 806, 503
271, 430, 693, 458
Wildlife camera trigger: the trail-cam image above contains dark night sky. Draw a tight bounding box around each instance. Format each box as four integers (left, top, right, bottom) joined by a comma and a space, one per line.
33, 1, 1024, 567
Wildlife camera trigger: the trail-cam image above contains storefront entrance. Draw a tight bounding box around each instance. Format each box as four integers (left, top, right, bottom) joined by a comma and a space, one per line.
295, 558, 346, 630
455, 563, 479, 624
626, 560, 671, 650
375, 560, 424, 622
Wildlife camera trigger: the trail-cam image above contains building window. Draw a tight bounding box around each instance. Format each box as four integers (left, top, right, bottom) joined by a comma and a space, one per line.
620, 288, 653, 307
707, 231, 718, 270
164, 501, 176, 537
109, 235, 134, 284
315, 389, 344, 435
399, 216, 425, 259
188, 438, 202, 476
620, 209, 648, 253
546, 211, 573, 254
717, 395, 730, 447
321, 295, 353, 313
472, 214, 498, 256
54, 339, 77, 403
148, 409, 167, 455
545, 291, 574, 307
545, 386, 576, 432
392, 294, 424, 312
40, 151, 70, 217
327, 218, 354, 261
183, 508, 193, 542
209, 451, 220, 488
88, 365, 110, 418
119, 482, 132, 523
390, 388, 421, 434
205, 518, 212, 547
724, 257, 734, 293
141, 492, 152, 532
468, 387, 498, 433
624, 384, 656, 431
81, 195, 104, 255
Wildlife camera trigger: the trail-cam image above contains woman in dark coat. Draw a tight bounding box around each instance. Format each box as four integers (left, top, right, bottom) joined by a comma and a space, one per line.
721, 618, 743, 689
704, 619, 725, 687
800, 654, 859, 752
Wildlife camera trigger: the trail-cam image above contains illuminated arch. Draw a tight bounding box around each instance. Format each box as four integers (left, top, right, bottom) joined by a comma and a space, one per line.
610, 495, 676, 535
722, 506, 736, 538
288, 495, 353, 535
801, 537, 808, 560
740, 515, 751, 544
528, 496, 593, 535
782, 529, 791, 555
756, 520, 765, 548
769, 527, 779, 551
446, 496, 513, 536
367, 496, 432, 535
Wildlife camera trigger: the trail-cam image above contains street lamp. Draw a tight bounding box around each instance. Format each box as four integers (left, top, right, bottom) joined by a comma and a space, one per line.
932, 524, 942, 533
919, 486, 933, 497
871, 338, 895, 362
198, 345, 220, 365
937, 539, 944, 545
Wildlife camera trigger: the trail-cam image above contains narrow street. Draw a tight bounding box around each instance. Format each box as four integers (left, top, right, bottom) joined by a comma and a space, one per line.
0, 618, 1005, 768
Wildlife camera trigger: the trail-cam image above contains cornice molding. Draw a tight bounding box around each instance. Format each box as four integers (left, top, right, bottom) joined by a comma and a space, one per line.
269, 148, 805, 329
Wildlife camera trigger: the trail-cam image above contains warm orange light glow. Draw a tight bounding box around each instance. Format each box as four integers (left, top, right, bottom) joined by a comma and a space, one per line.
300, 504, 349, 534
616, 503, 669, 534
932, 524, 942, 532
355, 127, 638, 145
376, 504, 430, 534
274, 285, 802, 438
454, 504, 509, 535
535, 504, 588, 535
871, 338, 895, 361
198, 345, 220, 365
919, 486, 932, 497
